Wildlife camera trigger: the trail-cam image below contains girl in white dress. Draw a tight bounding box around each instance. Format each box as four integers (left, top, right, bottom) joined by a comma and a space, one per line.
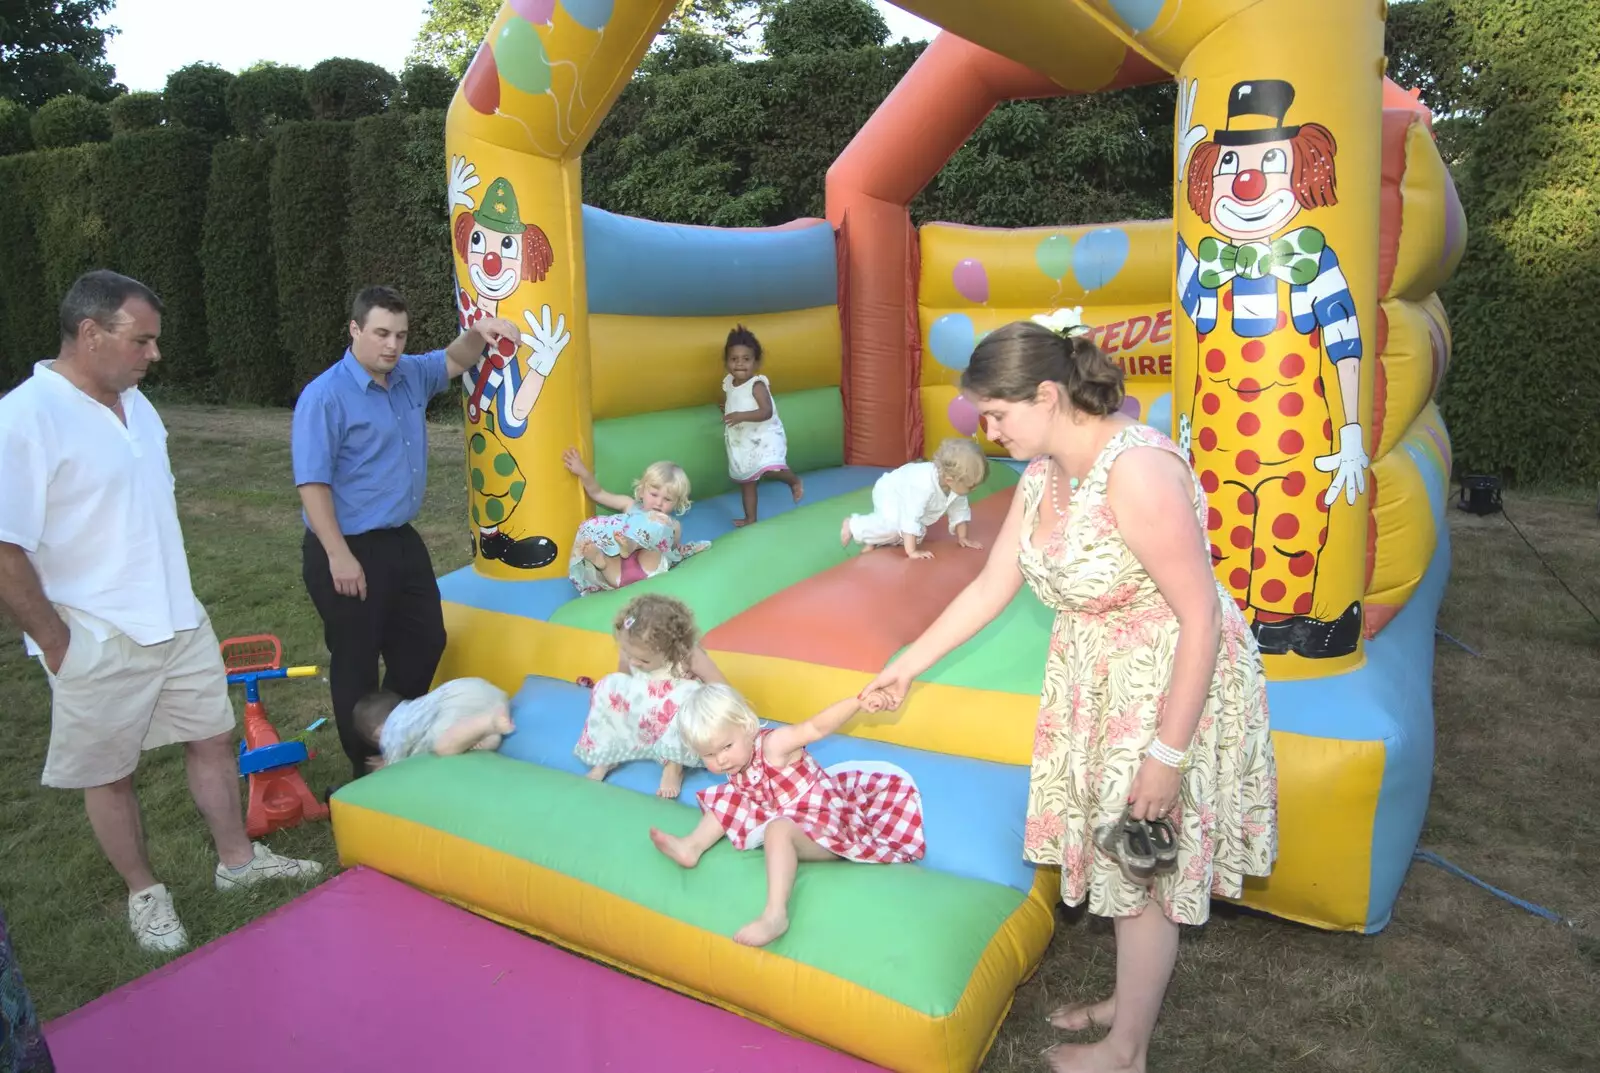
841, 437, 990, 559
722, 325, 803, 526
574, 594, 730, 798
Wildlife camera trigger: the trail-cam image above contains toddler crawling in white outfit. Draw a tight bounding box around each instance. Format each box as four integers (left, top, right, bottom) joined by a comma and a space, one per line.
354, 677, 514, 771
840, 437, 989, 559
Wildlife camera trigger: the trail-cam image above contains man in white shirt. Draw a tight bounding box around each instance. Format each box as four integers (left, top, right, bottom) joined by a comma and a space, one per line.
0, 270, 321, 954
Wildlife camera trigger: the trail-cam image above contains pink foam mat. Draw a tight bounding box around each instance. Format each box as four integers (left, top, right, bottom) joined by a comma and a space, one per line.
45, 866, 886, 1072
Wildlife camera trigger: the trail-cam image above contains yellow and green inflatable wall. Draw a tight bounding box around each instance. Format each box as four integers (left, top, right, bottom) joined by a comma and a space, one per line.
330, 3, 1466, 1070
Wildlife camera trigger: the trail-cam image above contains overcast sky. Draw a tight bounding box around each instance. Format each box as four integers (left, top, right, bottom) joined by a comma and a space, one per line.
102, 0, 939, 93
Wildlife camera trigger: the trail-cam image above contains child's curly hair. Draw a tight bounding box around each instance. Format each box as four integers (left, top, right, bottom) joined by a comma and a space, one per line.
615, 594, 700, 671
724, 324, 763, 364
933, 436, 989, 489
632, 460, 693, 515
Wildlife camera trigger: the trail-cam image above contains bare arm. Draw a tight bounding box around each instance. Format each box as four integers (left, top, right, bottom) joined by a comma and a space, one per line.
1107, 447, 1221, 755
432, 711, 506, 755
298, 483, 366, 600
0, 542, 68, 670
445, 317, 519, 380
764, 691, 888, 766
724, 379, 775, 425
562, 447, 633, 512
687, 645, 728, 685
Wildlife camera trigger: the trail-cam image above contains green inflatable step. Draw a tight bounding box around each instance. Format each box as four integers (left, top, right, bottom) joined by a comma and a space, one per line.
338, 752, 1028, 1016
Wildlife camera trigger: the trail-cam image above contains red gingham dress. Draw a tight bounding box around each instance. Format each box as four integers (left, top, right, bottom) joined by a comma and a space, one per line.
697, 731, 927, 864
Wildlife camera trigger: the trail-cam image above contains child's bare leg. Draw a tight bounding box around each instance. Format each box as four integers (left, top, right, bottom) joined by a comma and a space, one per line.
735, 482, 757, 527
773, 468, 803, 503
733, 818, 837, 947
586, 763, 616, 781
657, 761, 684, 798
650, 810, 724, 868
840, 517, 852, 548
636, 548, 663, 576
580, 542, 623, 588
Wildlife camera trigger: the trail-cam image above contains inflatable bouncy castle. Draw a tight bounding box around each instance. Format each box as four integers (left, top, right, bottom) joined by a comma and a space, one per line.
331, 3, 1465, 1070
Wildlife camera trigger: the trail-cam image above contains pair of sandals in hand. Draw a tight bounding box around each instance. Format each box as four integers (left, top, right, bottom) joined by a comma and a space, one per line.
1094, 808, 1179, 886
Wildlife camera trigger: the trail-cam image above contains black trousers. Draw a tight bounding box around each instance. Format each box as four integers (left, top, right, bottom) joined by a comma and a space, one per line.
302, 524, 447, 779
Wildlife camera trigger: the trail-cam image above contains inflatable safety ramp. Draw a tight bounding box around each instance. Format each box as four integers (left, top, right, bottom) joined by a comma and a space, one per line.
331, 676, 1054, 1073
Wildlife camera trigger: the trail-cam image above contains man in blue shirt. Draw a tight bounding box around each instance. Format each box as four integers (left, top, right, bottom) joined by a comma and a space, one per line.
293, 285, 524, 779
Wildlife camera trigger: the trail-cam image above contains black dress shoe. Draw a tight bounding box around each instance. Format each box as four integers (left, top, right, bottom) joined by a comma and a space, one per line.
1251, 601, 1362, 659
478, 530, 559, 570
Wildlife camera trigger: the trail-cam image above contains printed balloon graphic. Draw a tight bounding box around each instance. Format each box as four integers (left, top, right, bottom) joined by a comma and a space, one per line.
560, 0, 614, 30
952, 258, 988, 304
948, 394, 979, 437
1145, 392, 1173, 437
1035, 233, 1073, 281
510, 0, 557, 22
1072, 228, 1130, 291
1107, 0, 1165, 32
1118, 395, 1142, 420
929, 313, 976, 371
462, 43, 500, 114
495, 17, 552, 95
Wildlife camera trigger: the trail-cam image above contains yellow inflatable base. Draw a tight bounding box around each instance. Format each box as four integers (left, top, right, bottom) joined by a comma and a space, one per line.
333, 798, 1057, 1073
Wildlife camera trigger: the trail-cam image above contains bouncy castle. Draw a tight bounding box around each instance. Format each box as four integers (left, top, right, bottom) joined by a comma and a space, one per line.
330, 2, 1465, 1070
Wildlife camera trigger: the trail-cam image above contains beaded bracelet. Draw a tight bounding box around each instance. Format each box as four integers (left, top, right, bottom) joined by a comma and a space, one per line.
1147, 738, 1187, 769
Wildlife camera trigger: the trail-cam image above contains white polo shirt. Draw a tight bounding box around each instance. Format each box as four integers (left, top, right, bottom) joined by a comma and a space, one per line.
0, 361, 200, 654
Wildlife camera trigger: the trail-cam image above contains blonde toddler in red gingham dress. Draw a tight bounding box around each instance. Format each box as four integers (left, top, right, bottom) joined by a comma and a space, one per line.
649, 683, 925, 947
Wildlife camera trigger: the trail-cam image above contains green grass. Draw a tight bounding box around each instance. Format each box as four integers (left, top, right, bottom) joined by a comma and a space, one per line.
2, 403, 1597, 1072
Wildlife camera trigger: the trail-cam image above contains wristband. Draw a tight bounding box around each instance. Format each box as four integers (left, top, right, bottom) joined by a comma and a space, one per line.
1147, 738, 1187, 769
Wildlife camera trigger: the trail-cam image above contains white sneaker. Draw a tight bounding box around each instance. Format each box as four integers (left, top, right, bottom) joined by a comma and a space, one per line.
128, 884, 188, 952
214, 841, 324, 892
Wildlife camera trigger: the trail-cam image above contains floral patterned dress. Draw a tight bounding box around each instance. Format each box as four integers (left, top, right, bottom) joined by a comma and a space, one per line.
1017, 423, 1277, 925
574, 664, 703, 769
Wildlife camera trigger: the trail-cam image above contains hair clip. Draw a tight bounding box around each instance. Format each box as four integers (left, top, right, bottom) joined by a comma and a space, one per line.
623, 615, 636, 630
1031, 306, 1092, 339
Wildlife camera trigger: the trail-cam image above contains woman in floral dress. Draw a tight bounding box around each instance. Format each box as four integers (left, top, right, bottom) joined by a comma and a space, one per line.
863, 315, 1276, 1073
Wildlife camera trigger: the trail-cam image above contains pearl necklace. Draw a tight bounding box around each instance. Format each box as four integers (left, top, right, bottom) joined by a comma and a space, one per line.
1049, 462, 1080, 516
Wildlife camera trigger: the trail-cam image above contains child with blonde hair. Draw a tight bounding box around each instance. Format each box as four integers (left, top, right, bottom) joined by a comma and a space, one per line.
721, 324, 802, 526
353, 677, 514, 770
649, 682, 925, 947
841, 437, 990, 559
575, 594, 728, 798
563, 448, 711, 594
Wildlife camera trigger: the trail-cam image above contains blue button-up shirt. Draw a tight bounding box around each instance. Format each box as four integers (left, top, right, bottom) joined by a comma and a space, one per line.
291, 349, 451, 535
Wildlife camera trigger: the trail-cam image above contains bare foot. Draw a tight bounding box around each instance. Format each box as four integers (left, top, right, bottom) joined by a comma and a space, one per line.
1044, 1040, 1142, 1073
1048, 997, 1115, 1032
791, 477, 804, 502
839, 518, 852, 547
649, 827, 705, 868
732, 909, 789, 947
657, 764, 683, 798
586, 764, 615, 781
581, 542, 608, 569
733, 518, 752, 528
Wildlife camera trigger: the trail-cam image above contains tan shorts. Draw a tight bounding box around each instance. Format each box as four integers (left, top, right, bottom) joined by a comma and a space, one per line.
41, 606, 237, 789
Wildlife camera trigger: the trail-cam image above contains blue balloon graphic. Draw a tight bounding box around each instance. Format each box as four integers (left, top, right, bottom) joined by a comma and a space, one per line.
929, 313, 976, 371
560, 0, 613, 30
1073, 228, 1131, 291
1107, 0, 1165, 32
1144, 392, 1173, 437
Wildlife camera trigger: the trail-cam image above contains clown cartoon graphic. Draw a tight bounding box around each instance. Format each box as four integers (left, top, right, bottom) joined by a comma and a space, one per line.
448, 155, 570, 570
1175, 78, 1368, 660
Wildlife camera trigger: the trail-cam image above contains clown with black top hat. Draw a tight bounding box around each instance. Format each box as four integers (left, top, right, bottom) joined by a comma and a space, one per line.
1170, 78, 1369, 661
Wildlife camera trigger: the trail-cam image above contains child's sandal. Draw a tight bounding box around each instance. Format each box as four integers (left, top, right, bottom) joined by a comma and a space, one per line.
1094, 811, 1157, 886
1144, 817, 1178, 874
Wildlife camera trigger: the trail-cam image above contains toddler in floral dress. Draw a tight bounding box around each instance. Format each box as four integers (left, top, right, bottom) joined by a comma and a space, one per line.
562, 448, 711, 594
649, 682, 924, 947
722, 325, 803, 526
574, 594, 728, 798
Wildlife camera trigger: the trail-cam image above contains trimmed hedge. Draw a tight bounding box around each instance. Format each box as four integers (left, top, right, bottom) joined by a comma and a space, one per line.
0, 100, 34, 157
202, 139, 288, 404
31, 95, 111, 149
270, 121, 355, 394
165, 63, 236, 135
109, 92, 167, 134
227, 66, 311, 138
98, 129, 215, 391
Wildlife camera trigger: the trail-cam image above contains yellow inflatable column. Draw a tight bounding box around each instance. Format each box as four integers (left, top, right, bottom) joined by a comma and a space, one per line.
447, 1, 675, 580
1170, 0, 1384, 680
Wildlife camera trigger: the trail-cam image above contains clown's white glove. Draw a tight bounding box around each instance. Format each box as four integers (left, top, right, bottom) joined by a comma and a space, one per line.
520, 304, 570, 368
449, 155, 480, 213
1177, 79, 1208, 182
1314, 422, 1370, 506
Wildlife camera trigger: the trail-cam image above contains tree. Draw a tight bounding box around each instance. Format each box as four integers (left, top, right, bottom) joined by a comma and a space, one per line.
0, 99, 32, 156
165, 62, 236, 135
763, 0, 887, 57
31, 94, 112, 148
227, 64, 311, 138
0, 0, 122, 107
305, 59, 398, 121
401, 62, 457, 111
409, 0, 498, 77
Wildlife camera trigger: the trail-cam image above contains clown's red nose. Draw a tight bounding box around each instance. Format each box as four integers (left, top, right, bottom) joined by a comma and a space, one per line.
1231, 169, 1266, 202
483, 252, 504, 276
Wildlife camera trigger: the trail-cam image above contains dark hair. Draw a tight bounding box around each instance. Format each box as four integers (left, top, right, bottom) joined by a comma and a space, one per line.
724, 324, 762, 364
353, 690, 404, 747
351, 285, 407, 329
960, 321, 1125, 416
59, 270, 164, 342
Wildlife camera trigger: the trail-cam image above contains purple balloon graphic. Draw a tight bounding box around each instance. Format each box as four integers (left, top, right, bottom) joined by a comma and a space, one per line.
510, 0, 557, 22
952, 258, 988, 304
948, 394, 979, 437
1119, 395, 1142, 420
